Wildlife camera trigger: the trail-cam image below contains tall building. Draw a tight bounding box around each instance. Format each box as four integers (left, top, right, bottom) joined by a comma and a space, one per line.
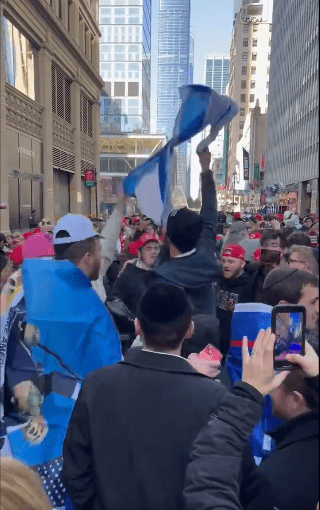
157, 0, 191, 196
204, 54, 229, 161
0, 0, 103, 233
265, 0, 319, 216
227, 0, 273, 193
99, 0, 151, 135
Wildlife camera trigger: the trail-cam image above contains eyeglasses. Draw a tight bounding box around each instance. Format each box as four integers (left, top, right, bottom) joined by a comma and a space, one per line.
288, 258, 306, 265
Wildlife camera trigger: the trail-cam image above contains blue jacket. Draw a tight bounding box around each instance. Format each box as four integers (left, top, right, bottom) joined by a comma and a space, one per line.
8, 259, 122, 466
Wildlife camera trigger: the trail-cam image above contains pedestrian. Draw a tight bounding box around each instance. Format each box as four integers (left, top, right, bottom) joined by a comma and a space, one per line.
28, 209, 38, 229
286, 230, 312, 248
63, 282, 228, 510
288, 244, 319, 276
302, 214, 315, 232
184, 331, 319, 510
155, 149, 221, 315
17, 215, 121, 509
217, 245, 255, 357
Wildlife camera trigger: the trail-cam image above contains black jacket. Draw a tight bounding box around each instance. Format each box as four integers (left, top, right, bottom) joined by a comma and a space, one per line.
110, 262, 157, 315
243, 411, 319, 510
156, 170, 221, 315
63, 349, 228, 510
216, 272, 255, 356
245, 262, 269, 303
184, 382, 264, 510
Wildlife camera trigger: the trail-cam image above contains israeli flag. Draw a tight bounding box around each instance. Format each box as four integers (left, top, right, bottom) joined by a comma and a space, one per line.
123, 85, 239, 223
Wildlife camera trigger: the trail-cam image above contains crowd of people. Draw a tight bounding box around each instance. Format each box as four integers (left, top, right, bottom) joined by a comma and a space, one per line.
0, 148, 319, 510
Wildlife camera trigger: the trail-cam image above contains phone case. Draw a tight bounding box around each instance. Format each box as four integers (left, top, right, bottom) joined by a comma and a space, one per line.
198, 344, 222, 362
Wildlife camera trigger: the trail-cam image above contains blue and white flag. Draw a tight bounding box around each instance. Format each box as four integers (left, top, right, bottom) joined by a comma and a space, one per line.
123, 85, 239, 224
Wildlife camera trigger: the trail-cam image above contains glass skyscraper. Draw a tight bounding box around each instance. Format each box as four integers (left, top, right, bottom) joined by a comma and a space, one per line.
99, 0, 151, 134
205, 54, 229, 95
157, 0, 191, 195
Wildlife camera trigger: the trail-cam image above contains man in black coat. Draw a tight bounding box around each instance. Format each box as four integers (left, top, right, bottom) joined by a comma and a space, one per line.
216, 244, 255, 357
156, 149, 221, 315
63, 283, 228, 510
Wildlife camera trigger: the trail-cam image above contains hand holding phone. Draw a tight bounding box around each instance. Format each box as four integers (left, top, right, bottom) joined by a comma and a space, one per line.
271, 305, 306, 370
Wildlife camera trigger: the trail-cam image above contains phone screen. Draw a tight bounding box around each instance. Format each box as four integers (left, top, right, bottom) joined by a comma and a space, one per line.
260, 249, 281, 265
274, 311, 304, 364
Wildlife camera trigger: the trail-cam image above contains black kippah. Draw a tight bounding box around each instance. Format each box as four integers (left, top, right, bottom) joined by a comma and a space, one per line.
138, 283, 190, 324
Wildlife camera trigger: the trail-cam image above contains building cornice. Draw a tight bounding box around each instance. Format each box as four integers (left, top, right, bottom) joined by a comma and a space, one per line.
4, 0, 103, 90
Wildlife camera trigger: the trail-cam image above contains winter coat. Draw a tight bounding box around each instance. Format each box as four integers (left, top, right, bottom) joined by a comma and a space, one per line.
184, 381, 264, 510
243, 410, 319, 510
156, 170, 221, 315
216, 271, 255, 356
63, 349, 228, 510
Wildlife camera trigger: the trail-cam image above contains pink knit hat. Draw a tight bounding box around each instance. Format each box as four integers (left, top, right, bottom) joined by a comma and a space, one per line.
22, 232, 55, 260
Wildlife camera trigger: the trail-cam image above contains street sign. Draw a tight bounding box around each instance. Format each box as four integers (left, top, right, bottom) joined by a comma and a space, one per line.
84, 169, 96, 188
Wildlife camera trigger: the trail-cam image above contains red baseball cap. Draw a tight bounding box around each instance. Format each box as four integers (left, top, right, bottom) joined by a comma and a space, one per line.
249, 232, 262, 240
254, 214, 263, 222
276, 214, 283, 221
234, 212, 241, 219
252, 248, 262, 261
222, 244, 246, 261
136, 233, 159, 250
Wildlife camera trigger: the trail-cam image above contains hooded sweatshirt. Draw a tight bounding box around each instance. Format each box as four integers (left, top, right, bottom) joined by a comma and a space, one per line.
156, 170, 221, 315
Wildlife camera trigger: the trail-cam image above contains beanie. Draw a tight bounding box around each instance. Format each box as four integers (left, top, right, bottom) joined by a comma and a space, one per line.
166, 208, 203, 254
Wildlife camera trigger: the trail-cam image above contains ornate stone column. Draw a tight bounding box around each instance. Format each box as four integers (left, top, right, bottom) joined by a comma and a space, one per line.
39, 40, 55, 222
0, 1, 10, 233
70, 74, 82, 214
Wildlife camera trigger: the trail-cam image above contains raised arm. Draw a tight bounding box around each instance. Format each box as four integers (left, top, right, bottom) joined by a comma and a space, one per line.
197, 149, 218, 254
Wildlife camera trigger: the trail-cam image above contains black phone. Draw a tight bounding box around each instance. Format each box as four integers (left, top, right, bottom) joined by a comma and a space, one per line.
271, 305, 306, 370
260, 248, 281, 266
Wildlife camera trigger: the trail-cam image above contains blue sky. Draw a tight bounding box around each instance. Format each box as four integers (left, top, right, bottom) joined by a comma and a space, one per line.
150, 0, 234, 131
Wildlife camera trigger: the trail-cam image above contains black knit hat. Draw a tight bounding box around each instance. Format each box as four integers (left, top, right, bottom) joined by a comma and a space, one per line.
166, 208, 204, 253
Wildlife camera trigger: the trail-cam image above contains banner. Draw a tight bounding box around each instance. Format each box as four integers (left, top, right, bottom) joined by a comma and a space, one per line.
243, 148, 249, 180
254, 163, 260, 182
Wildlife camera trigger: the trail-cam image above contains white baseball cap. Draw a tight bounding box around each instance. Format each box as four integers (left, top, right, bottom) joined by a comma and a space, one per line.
53, 213, 100, 245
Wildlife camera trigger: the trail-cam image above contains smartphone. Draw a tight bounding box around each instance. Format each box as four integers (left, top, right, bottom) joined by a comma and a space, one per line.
198, 344, 222, 362
272, 305, 306, 370
260, 248, 281, 266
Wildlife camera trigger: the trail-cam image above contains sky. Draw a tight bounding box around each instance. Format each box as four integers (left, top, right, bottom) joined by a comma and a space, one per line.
150, 0, 234, 197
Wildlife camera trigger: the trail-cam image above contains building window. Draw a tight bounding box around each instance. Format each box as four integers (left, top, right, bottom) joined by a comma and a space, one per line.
252, 52, 257, 61
241, 80, 246, 89
239, 134, 243, 141
269, 25, 272, 32
3, 17, 36, 100
80, 93, 93, 138
253, 38, 258, 46
250, 94, 255, 103
251, 80, 255, 88
242, 66, 247, 75
241, 94, 246, 102
114, 82, 125, 96
243, 38, 249, 47
251, 66, 256, 74
253, 24, 258, 32
243, 24, 249, 33
240, 108, 245, 116
128, 82, 139, 96
239, 121, 244, 129
242, 52, 248, 62
51, 65, 71, 123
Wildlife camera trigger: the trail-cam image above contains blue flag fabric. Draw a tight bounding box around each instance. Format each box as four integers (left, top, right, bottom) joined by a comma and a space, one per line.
123, 85, 239, 224
226, 303, 282, 465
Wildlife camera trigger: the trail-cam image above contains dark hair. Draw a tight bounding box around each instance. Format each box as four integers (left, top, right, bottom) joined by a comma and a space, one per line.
287, 232, 312, 248
279, 226, 295, 249
0, 254, 9, 273
263, 268, 318, 306
282, 370, 319, 411
137, 283, 192, 351
54, 237, 98, 264
260, 229, 280, 247
0, 233, 6, 243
